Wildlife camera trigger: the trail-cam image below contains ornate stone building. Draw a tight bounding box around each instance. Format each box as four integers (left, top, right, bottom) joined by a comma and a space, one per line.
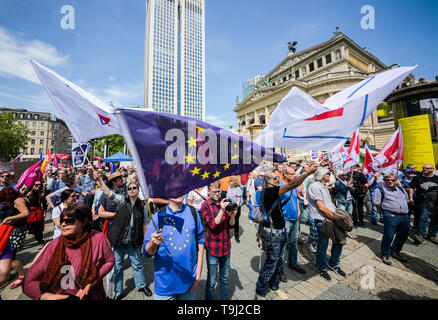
234, 29, 409, 160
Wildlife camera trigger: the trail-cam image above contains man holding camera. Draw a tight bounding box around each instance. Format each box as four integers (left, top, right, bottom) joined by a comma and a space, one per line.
201, 181, 237, 300
255, 163, 318, 300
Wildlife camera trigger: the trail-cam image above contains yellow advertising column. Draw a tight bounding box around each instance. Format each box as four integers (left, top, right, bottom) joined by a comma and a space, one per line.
399, 114, 437, 169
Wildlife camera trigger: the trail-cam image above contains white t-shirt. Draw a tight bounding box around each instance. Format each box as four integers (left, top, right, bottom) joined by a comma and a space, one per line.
188, 187, 208, 210
52, 203, 66, 239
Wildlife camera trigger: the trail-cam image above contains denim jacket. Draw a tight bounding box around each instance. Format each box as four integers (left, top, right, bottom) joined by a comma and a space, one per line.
334, 180, 351, 205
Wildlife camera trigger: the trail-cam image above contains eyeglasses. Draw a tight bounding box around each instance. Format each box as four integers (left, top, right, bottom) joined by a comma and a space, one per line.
60, 217, 76, 225
127, 187, 138, 191
385, 179, 397, 182
210, 190, 221, 194
0, 175, 8, 178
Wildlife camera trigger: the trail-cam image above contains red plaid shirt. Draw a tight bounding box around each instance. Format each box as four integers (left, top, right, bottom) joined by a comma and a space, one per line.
201, 199, 234, 257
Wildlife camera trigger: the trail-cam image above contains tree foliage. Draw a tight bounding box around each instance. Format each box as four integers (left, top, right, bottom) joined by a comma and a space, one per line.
93, 134, 126, 157
0, 112, 30, 162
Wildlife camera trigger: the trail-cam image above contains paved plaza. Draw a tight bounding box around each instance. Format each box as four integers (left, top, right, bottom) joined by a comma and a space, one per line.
2, 205, 438, 300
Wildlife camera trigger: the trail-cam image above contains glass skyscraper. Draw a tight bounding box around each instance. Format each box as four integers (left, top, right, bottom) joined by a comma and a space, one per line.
144, 0, 205, 121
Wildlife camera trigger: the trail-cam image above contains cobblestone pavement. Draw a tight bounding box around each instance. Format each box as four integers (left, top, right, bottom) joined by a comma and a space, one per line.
1, 206, 438, 300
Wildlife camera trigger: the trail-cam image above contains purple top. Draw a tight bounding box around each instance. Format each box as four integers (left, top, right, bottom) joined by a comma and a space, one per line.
0, 239, 12, 260
23, 231, 115, 300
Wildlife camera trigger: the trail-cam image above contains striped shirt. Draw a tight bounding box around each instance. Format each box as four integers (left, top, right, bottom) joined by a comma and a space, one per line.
201, 199, 234, 257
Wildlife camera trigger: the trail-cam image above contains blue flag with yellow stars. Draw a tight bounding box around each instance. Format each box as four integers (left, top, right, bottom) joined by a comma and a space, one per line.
117, 108, 286, 198
158, 211, 185, 233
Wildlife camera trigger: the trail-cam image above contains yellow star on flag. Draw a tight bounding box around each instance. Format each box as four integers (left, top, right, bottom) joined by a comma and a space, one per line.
196, 126, 205, 133
186, 136, 197, 148
185, 153, 195, 164
201, 171, 210, 180
224, 163, 230, 170
231, 154, 239, 160
190, 166, 201, 176
234, 144, 238, 149
213, 171, 221, 178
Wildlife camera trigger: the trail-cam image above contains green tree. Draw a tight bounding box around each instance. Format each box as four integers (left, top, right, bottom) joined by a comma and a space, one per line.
0, 112, 30, 162
93, 134, 126, 158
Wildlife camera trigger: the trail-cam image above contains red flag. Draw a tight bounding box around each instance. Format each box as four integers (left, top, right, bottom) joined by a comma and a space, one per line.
0, 224, 14, 255
373, 125, 403, 175
67, 161, 71, 168
53, 153, 58, 168
364, 144, 375, 176
344, 129, 360, 171
46, 149, 53, 163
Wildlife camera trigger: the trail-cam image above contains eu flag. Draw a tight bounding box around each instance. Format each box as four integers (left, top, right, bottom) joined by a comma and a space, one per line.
158, 211, 185, 233
117, 109, 286, 198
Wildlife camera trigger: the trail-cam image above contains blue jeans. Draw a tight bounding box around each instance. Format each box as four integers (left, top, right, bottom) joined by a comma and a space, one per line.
256, 229, 287, 297
337, 200, 353, 214
113, 243, 147, 298
369, 191, 382, 222
418, 204, 430, 237
315, 220, 343, 271
381, 211, 410, 256
205, 251, 231, 300
155, 289, 197, 300
282, 220, 300, 269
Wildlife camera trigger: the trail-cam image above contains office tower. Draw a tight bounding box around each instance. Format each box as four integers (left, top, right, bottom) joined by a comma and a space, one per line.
144, 0, 205, 121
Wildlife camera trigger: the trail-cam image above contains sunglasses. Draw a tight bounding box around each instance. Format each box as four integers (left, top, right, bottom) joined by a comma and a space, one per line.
60, 217, 76, 225
34, 184, 41, 186
0, 175, 9, 178
385, 179, 396, 182
127, 187, 138, 191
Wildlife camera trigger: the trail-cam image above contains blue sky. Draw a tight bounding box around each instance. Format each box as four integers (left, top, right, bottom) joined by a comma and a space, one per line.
0, 0, 437, 130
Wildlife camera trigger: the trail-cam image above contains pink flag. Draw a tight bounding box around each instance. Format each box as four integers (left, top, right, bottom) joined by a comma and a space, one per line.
344, 129, 360, 172
364, 144, 375, 176
16, 160, 43, 189
373, 125, 403, 175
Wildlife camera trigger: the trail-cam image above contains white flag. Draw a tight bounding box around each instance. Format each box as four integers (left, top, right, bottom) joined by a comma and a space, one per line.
372, 125, 403, 175
31, 60, 120, 144
257, 66, 417, 152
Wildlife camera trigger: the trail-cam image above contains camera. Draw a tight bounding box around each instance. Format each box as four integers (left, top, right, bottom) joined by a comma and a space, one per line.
224, 198, 238, 212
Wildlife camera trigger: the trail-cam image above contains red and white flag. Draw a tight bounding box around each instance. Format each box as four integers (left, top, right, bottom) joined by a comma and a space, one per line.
364, 144, 375, 176
257, 66, 416, 151
373, 125, 403, 175
10, 154, 23, 162
344, 129, 360, 172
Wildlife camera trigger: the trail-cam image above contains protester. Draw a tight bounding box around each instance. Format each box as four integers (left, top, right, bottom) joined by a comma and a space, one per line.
226, 176, 242, 243
255, 163, 317, 300
49, 169, 67, 208
367, 171, 383, 224
0, 171, 17, 223
143, 181, 205, 300
409, 164, 438, 244
26, 181, 46, 248
22, 203, 115, 300
334, 171, 356, 239
188, 186, 208, 213
254, 170, 264, 191
51, 189, 77, 239
240, 172, 250, 206
351, 165, 368, 226
308, 167, 346, 281
2, 185, 30, 289
373, 173, 410, 265
220, 176, 231, 199
46, 172, 78, 210
246, 172, 257, 222
103, 179, 153, 300
201, 181, 237, 300
80, 166, 97, 208
280, 166, 306, 280
91, 174, 109, 221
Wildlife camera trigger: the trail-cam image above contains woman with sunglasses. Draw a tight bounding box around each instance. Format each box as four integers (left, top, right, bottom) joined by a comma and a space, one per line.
1, 185, 30, 289
22, 203, 115, 300
105, 181, 152, 299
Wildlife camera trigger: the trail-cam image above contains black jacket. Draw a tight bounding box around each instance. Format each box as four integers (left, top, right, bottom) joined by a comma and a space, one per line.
107, 198, 145, 248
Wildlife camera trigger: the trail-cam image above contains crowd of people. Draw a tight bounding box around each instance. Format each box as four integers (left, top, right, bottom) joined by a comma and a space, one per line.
0, 158, 437, 300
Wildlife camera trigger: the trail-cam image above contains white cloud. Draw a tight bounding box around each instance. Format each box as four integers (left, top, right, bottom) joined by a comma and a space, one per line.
0, 26, 69, 84
206, 114, 232, 129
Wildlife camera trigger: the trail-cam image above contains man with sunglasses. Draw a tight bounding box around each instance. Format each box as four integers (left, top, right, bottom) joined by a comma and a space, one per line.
80, 166, 97, 208
373, 173, 410, 265
255, 163, 318, 300
409, 164, 438, 244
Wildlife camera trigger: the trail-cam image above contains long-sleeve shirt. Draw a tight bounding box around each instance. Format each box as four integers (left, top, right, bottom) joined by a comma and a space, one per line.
372, 184, 409, 214
201, 199, 234, 257
22, 231, 115, 300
